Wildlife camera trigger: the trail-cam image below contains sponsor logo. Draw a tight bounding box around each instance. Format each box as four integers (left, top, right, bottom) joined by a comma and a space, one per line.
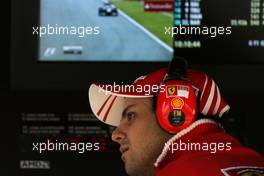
144, 1, 173, 12
171, 97, 184, 109
20, 160, 50, 169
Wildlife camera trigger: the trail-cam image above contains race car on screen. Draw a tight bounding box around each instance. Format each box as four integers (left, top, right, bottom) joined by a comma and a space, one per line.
98, 2, 118, 16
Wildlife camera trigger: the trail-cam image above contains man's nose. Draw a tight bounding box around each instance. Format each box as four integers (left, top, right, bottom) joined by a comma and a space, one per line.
111, 126, 126, 144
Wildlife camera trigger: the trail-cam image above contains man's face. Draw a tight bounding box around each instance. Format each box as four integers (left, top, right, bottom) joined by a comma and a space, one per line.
112, 97, 172, 176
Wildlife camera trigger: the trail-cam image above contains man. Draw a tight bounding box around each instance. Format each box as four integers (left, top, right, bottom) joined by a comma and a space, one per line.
88, 59, 264, 176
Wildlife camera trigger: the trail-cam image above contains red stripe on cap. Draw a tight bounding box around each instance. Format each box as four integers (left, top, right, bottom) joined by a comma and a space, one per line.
97, 95, 112, 116
187, 69, 230, 117
103, 96, 117, 122
200, 78, 213, 113
208, 85, 218, 115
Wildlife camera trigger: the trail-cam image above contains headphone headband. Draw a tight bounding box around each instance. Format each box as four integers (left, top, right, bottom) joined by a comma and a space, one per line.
164, 57, 188, 82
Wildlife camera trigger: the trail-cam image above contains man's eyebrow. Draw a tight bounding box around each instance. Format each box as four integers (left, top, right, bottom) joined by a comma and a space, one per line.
121, 104, 136, 118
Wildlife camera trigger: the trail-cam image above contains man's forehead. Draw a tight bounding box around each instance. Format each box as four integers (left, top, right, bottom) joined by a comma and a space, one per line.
121, 97, 153, 119
123, 97, 152, 106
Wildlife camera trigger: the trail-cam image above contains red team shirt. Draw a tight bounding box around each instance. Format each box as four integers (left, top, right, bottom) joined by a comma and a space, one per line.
154, 119, 264, 176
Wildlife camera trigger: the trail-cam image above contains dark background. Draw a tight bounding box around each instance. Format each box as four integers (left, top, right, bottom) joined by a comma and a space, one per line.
5, 0, 264, 176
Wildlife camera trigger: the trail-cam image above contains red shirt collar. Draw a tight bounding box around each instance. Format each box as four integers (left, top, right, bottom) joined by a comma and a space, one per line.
154, 119, 224, 169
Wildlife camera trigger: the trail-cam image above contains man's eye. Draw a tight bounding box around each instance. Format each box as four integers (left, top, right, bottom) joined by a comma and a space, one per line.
126, 112, 135, 121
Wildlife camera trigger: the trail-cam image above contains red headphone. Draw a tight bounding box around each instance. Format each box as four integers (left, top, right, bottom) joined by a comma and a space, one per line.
155, 57, 197, 134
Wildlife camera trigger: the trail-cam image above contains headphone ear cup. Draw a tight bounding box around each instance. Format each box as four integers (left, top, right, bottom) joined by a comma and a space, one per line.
156, 80, 197, 134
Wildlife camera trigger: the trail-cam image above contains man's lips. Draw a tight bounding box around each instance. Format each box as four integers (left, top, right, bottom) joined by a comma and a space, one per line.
120, 146, 129, 161
120, 146, 129, 154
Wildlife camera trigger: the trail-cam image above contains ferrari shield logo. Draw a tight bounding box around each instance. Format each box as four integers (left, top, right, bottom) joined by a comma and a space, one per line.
167, 86, 176, 97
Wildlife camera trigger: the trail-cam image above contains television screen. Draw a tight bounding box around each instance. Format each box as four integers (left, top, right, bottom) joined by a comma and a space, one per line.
173, 0, 264, 63
38, 0, 173, 62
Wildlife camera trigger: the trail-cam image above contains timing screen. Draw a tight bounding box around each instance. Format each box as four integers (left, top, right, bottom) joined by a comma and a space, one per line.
173, 0, 264, 63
